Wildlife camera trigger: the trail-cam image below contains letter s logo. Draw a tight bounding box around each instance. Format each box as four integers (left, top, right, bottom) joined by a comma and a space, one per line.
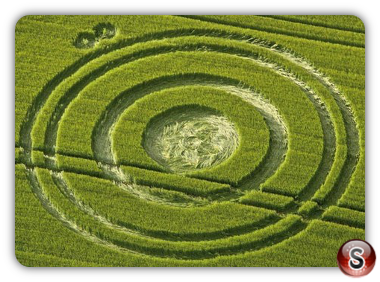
349, 247, 365, 270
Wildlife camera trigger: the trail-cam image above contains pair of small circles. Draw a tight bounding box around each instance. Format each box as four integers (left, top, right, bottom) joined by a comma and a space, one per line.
74, 22, 116, 49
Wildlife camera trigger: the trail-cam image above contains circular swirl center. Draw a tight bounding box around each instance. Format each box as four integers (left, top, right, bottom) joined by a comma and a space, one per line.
143, 106, 239, 173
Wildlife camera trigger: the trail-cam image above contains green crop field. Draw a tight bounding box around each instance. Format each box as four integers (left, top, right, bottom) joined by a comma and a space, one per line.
15, 15, 365, 267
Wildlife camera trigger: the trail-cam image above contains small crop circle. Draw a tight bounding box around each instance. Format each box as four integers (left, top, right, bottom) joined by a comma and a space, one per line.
73, 32, 96, 49
143, 106, 239, 173
93, 22, 117, 39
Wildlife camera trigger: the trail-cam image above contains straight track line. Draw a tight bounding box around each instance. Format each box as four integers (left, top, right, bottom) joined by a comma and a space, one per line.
259, 15, 365, 34
177, 16, 364, 48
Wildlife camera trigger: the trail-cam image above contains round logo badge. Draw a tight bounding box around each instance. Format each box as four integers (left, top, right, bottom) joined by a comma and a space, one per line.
337, 239, 376, 277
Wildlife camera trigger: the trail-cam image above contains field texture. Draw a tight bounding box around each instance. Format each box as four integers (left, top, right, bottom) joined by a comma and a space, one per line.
15, 15, 365, 267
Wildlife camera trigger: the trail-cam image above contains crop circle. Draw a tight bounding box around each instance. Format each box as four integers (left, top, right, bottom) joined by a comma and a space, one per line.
17, 23, 362, 264
73, 32, 96, 49
93, 22, 117, 39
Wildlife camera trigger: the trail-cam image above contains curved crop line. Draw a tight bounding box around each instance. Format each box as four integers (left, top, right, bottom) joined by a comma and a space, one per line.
269, 48, 360, 206
25, 168, 307, 260
18, 28, 360, 259
25, 167, 131, 253
316, 79, 360, 207
237, 53, 336, 199
27, 160, 305, 260
50, 170, 281, 242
